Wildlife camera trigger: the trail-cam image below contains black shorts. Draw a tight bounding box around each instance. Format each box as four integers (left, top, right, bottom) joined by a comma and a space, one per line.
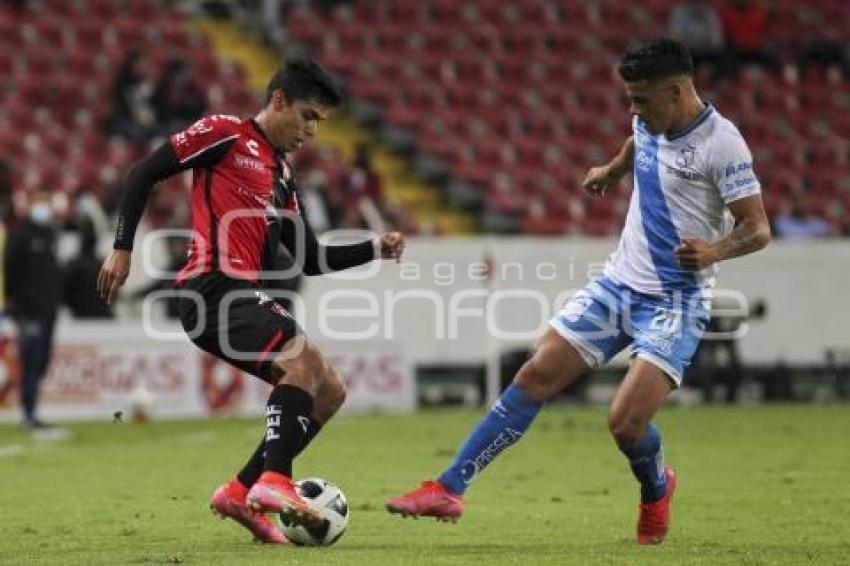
177, 272, 301, 383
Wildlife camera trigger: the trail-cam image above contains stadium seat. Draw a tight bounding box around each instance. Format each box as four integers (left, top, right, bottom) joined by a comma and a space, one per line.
5, 0, 838, 235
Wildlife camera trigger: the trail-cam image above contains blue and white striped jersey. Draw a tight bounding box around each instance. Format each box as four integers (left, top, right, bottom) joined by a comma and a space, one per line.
603, 104, 761, 296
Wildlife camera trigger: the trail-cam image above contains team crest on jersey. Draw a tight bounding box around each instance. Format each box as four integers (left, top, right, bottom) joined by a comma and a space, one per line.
675, 144, 696, 168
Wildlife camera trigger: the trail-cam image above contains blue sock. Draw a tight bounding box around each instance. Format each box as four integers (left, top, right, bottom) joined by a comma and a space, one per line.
618, 424, 667, 502
438, 383, 543, 495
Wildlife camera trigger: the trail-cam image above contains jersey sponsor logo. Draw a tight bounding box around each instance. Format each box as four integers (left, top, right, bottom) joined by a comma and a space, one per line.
187, 118, 214, 136
234, 153, 265, 171
724, 160, 753, 177
208, 114, 242, 124
173, 131, 189, 146
665, 165, 699, 181
175, 115, 240, 148
245, 139, 260, 157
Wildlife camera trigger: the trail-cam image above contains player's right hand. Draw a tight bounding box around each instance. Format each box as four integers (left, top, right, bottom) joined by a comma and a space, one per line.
582, 166, 617, 195
97, 250, 132, 305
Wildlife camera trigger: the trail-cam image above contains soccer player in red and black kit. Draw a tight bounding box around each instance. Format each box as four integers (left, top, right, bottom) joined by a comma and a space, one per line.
97, 59, 405, 544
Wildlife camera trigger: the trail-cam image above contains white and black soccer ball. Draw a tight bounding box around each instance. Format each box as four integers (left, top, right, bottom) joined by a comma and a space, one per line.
278, 478, 349, 546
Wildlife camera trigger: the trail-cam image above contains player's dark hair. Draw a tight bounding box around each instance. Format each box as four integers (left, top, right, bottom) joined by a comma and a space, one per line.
265, 58, 342, 106
618, 38, 694, 82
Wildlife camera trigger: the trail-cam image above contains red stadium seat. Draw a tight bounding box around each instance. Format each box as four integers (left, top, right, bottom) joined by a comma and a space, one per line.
522, 214, 571, 236
268, 0, 850, 234
486, 189, 527, 215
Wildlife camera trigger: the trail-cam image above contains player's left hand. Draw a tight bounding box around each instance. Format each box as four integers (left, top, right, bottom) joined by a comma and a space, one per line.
378, 232, 405, 262
675, 238, 720, 271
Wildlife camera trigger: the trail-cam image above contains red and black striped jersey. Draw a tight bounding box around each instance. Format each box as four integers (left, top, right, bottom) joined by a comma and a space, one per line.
114, 114, 375, 285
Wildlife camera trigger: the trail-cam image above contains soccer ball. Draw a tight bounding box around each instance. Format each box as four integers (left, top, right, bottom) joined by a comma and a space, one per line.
278, 478, 349, 546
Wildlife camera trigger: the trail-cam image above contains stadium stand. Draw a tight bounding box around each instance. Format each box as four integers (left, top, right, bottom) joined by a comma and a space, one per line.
283, 0, 850, 236
0, 0, 406, 234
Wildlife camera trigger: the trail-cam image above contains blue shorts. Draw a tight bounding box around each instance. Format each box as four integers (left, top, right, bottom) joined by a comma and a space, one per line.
548, 275, 710, 386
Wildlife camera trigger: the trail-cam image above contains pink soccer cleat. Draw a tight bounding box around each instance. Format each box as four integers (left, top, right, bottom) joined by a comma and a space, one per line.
246, 471, 323, 528
637, 466, 677, 545
210, 478, 287, 544
385, 480, 464, 522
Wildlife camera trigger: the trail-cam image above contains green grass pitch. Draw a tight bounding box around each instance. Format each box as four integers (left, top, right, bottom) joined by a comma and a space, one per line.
1, 405, 849, 565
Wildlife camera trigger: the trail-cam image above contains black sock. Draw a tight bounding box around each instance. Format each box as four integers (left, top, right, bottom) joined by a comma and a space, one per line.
294, 417, 323, 458
236, 416, 323, 487
263, 384, 314, 477
236, 439, 266, 488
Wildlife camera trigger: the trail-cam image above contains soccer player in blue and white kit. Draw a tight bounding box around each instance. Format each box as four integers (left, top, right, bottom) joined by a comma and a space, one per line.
386, 38, 772, 544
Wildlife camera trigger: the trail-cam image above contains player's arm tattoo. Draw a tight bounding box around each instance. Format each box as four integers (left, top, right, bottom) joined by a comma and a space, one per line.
713, 195, 772, 261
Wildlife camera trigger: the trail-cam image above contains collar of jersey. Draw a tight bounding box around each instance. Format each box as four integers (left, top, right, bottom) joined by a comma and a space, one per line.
249, 118, 286, 159
665, 103, 714, 142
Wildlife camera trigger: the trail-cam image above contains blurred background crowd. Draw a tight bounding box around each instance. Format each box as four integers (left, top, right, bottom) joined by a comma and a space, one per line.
0, 0, 847, 319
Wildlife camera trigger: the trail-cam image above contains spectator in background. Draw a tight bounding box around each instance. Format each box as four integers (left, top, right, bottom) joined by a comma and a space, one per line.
348, 144, 384, 205
668, 1, 725, 76
3, 191, 62, 429
108, 50, 156, 142
71, 188, 111, 243
261, 0, 291, 46
299, 169, 334, 233
797, 28, 850, 80
130, 236, 188, 320
718, 0, 783, 78
0, 159, 11, 317
0, 159, 12, 225
63, 218, 114, 319
152, 58, 207, 135
773, 196, 833, 239
345, 143, 387, 232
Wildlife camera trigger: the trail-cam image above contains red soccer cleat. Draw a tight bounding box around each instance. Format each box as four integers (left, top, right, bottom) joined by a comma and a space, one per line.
210, 478, 287, 544
385, 480, 464, 522
637, 466, 677, 545
246, 471, 323, 528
